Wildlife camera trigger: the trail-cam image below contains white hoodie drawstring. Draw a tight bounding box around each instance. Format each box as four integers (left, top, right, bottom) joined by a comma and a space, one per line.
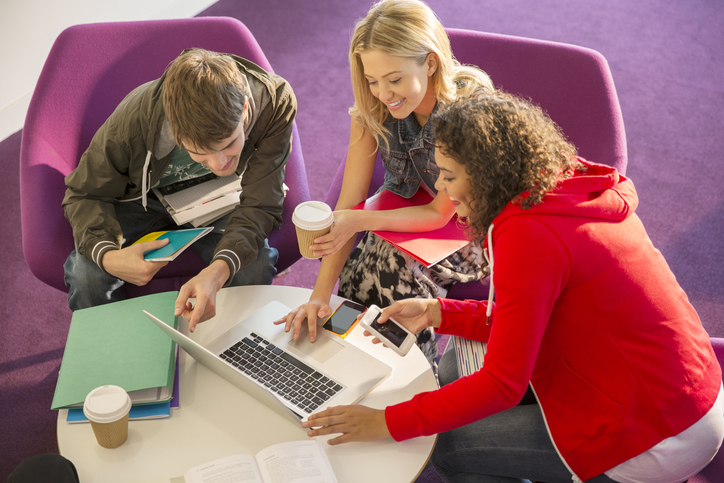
483, 224, 582, 483
483, 223, 495, 324
141, 150, 152, 211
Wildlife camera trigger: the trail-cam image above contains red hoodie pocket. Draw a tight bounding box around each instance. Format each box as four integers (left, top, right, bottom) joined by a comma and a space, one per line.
532, 358, 624, 451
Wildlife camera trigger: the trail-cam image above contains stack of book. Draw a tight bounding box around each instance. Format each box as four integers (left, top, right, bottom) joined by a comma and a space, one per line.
154, 173, 242, 227
451, 336, 486, 377
52, 291, 181, 421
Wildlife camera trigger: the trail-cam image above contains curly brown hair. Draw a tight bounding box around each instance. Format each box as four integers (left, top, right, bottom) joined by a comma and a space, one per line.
433, 88, 582, 243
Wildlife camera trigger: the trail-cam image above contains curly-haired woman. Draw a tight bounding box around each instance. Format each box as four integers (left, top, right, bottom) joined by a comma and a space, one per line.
303, 89, 724, 483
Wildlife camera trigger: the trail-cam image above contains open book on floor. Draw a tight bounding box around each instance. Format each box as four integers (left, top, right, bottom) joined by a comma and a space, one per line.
351, 189, 470, 267
172, 440, 337, 483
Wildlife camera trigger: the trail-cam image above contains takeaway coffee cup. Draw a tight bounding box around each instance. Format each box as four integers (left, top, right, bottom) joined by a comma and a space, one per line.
292, 201, 334, 259
83, 385, 132, 449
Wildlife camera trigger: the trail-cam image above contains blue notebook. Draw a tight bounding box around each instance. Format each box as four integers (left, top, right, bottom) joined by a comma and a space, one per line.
134, 227, 213, 261
66, 400, 172, 422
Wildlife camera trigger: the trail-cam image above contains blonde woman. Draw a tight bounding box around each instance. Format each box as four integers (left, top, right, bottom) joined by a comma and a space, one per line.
278, 0, 493, 364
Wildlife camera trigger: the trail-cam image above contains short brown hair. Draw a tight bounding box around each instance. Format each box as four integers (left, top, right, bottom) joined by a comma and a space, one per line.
433, 88, 581, 243
163, 49, 247, 151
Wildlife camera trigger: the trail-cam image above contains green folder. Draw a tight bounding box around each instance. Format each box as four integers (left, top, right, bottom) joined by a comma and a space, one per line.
51, 291, 179, 410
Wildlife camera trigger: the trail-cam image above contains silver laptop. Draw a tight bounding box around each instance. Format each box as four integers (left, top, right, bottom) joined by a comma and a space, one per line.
143, 301, 391, 427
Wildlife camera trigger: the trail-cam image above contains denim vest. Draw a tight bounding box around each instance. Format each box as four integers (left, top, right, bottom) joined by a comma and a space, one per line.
378, 103, 440, 198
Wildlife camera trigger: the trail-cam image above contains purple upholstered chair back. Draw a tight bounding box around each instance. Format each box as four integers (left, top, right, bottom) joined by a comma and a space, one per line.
20, 17, 310, 296
447, 28, 627, 173
690, 337, 724, 483
326, 29, 628, 301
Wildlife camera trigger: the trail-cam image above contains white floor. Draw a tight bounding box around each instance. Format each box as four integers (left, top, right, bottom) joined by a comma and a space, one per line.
0, 0, 216, 142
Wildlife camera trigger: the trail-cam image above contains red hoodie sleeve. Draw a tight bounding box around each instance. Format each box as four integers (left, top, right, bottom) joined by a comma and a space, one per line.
385, 218, 571, 441
436, 298, 493, 342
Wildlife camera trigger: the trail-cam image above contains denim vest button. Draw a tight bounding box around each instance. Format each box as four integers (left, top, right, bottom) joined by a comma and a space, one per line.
378, 104, 439, 199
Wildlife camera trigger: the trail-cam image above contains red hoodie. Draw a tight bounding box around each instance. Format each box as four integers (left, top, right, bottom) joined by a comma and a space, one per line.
385, 160, 721, 481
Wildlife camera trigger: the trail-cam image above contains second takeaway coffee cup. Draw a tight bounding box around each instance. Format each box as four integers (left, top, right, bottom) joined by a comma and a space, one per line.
83, 385, 132, 449
292, 201, 334, 259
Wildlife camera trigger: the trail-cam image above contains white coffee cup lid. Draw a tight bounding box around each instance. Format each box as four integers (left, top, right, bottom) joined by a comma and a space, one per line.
83, 385, 132, 423
292, 201, 334, 231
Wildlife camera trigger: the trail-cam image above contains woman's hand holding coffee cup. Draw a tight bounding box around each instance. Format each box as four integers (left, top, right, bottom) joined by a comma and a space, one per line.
292, 201, 334, 259
309, 209, 362, 258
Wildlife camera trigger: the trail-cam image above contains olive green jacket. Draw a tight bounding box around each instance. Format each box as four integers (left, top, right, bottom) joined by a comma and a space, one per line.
62, 55, 296, 283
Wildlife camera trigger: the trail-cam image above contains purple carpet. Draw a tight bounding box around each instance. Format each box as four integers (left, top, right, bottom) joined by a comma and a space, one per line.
1, 0, 723, 480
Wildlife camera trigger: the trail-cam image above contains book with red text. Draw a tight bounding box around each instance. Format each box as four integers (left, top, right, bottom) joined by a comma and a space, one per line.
351, 189, 470, 267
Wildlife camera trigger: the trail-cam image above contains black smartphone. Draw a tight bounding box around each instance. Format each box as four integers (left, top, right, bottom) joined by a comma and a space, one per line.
322, 300, 366, 338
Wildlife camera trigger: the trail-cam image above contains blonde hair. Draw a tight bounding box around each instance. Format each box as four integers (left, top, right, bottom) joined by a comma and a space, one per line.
349, 0, 494, 149
163, 49, 247, 151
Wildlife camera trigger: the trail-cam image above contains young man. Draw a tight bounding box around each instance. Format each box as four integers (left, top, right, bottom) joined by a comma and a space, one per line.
62, 49, 296, 330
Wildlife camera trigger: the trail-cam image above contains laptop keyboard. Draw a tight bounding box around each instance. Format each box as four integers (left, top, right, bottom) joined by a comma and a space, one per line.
220, 332, 344, 414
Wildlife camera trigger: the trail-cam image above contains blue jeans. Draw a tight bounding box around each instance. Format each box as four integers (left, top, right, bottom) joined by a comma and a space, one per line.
64, 195, 278, 311
431, 349, 618, 483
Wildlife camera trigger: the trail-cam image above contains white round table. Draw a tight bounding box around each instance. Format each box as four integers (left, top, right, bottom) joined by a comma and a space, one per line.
57, 286, 438, 483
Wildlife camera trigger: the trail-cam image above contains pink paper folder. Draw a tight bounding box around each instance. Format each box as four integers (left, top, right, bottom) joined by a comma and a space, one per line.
351, 189, 470, 267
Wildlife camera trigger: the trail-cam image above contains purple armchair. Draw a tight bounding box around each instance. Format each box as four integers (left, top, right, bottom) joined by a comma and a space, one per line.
325, 29, 627, 301
20, 17, 310, 297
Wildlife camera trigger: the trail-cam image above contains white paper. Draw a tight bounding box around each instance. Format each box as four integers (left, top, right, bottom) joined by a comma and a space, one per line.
183, 454, 263, 483
181, 441, 336, 483
170, 192, 240, 226
256, 440, 337, 483
164, 176, 241, 213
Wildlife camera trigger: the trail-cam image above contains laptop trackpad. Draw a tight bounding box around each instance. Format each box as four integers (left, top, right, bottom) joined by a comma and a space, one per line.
286, 327, 343, 364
